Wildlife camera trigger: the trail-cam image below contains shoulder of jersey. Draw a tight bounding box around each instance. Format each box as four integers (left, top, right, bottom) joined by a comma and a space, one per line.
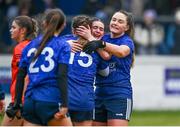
60, 34, 77, 40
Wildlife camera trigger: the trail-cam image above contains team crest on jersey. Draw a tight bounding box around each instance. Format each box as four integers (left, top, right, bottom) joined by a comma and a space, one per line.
109, 62, 117, 73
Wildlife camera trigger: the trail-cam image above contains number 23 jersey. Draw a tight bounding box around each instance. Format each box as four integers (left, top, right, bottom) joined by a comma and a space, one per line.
19, 35, 71, 103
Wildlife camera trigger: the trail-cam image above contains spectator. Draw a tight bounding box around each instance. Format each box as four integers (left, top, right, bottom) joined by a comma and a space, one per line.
0, 0, 15, 53
82, 0, 107, 15
134, 9, 165, 54
168, 8, 180, 55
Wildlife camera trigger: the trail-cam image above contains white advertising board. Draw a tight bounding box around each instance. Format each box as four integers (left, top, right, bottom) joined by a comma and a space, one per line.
1, 55, 180, 110
131, 55, 180, 110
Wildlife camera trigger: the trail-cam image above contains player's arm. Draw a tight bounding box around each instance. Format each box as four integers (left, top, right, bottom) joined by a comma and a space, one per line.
97, 49, 111, 60
76, 26, 111, 60
76, 26, 130, 58
67, 40, 83, 53
83, 40, 130, 58
104, 43, 130, 58
54, 63, 68, 119
15, 67, 27, 105
57, 63, 68, 107
6, 67, 27, 119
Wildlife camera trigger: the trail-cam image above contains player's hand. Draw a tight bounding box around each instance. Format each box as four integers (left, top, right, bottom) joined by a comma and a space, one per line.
6, 103, 22, 119
71, 42, 83, 53
83, 40, 106, 54
54, 107, 68, 119
76, 25, 95, 41
67, 40, 83, 53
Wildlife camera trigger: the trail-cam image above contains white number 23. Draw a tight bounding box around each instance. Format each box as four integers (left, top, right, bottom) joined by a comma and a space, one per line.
28, 47, 55, 73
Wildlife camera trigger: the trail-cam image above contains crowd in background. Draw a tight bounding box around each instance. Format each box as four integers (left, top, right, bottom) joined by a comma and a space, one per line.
0, 0, 180, 54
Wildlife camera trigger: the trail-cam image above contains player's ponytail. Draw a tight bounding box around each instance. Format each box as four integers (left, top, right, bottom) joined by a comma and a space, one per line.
32, 8, 66, 62
118, 10, 135, 68
28, 18, 39, 40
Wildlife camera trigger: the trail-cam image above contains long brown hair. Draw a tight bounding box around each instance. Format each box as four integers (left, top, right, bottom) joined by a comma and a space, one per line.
118, 10, 135, 68
32, 8, 66, 61
14, 16, 38, 40
71, 15, 91, 46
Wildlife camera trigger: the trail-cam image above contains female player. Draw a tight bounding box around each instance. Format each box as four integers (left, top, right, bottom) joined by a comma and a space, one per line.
77, 10, 135, 126
11, 8, 72, 126
1, 15, 38, 126
62, 15, 109, 126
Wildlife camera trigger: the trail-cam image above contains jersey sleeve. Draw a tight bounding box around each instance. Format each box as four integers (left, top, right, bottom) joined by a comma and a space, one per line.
121, 37, 135, 54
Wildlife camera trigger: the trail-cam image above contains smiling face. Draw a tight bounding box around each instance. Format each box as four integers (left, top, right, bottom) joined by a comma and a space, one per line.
109, 12, 129, 38
91, 20, 104, 39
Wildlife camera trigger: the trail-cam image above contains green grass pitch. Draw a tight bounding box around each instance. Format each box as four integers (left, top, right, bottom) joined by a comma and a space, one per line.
129, 110, 180, 126
1, 110, 180, 126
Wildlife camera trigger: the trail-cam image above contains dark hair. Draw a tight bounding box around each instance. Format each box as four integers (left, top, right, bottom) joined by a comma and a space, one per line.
14, 16, 38, 40
117, 10, 135, 68
71, 15, 91, 29
89, 17, 104, 27
71, 15, 91, 46
32, 8, 66, 61
118, 10, 134, 38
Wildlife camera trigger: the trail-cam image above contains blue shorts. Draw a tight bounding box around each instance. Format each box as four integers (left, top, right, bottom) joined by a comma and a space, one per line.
94, 98, 133, 122
22, 97, 69, 125
69, 110, 93, 122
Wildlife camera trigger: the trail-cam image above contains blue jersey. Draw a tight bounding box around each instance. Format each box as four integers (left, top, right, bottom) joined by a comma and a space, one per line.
61, 34, 78, 40
19, 35, 71, 103
95, 33, 134, 99
64, 35, 108, 111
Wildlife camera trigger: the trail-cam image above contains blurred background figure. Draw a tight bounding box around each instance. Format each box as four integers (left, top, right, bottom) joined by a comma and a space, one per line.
134, 9, 165, 54
0, 84, 5, 114
0, 0, 179, 55
0, 0, 18, 53
166, 8, 180, 55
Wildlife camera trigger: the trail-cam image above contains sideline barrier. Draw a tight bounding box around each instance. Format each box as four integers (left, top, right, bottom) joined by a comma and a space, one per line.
1, 55, 180, 110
